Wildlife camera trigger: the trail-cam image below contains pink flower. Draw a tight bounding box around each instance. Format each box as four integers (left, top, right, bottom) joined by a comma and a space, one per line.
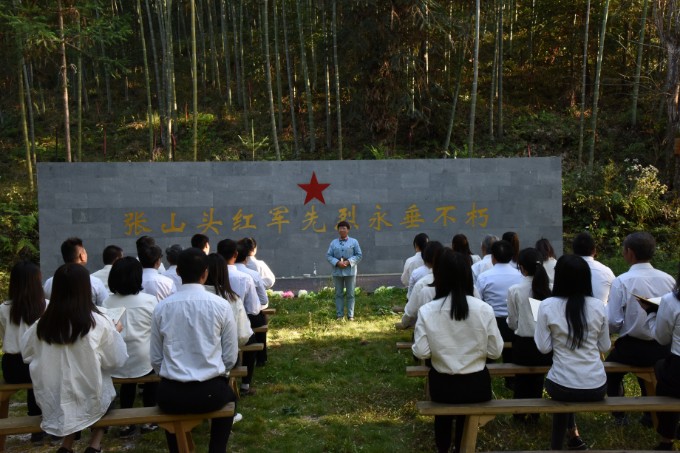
282, 291, 295, 299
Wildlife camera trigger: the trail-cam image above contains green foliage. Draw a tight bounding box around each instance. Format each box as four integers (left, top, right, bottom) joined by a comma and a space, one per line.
0, 185, 39, 268
563, 159, 680, 258
238, 121, 270, 161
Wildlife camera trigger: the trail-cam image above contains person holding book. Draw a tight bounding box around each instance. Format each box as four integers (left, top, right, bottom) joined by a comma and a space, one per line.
606, 232, 676, 426
413, 249, 503, 453
104, 256, 159, 437
534, 255, 610, 450
21, 263, 128, 453
507, 248, 553, 423
639, 266, 680, 450
0, 261, 47, 442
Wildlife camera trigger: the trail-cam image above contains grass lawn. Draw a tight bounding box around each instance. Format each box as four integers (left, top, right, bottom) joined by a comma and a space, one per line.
2, 286, 668, 452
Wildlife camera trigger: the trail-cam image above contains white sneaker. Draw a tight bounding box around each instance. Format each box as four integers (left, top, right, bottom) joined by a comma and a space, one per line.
233, 413, 243, 424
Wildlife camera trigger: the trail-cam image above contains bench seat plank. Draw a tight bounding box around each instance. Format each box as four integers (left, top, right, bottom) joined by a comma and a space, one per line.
252, 325, 269, 334
262, 308, 276, 315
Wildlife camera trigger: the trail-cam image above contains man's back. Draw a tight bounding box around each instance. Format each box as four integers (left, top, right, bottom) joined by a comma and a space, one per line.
475, 263, 522, 317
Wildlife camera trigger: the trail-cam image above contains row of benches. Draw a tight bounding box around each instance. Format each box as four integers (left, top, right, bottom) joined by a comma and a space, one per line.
0, 308, 277, 452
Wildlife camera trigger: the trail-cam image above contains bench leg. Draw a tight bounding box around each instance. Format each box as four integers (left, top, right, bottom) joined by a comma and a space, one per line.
460, 415, 482, 452
0, 391, 15, 453
158, 420, 203, 453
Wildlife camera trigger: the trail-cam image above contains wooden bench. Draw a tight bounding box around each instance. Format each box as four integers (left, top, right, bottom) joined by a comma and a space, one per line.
0, 402, 235, 453
398, 341, 513, 351
252, 325, 269, 334
0, 366, 247, 451
262, 308, 276, 316
416, 396, 680, 452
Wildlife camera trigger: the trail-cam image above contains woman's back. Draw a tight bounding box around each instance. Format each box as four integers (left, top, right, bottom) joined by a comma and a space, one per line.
535, 296, 610, 389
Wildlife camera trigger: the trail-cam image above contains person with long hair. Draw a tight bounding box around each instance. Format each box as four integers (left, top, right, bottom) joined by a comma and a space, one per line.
413, 249, 503, 453
104, 257, 158, 438
452, 233, 481, 266
241, 237, 276, 289
0, 261, 47, 442
535, 238, 558, 283
640, 266, 680, 450
534, 255, 610, 450
507, 248, 553, 423
21, 263, 128, 453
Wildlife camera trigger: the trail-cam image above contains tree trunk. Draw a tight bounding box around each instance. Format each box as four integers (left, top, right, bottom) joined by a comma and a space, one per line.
489, 0, 498, 140
332, 0, 342, 159
497, 0, 504, 139
219, 0, 232, 106
443, 44, 466, 155
77, 11, 83, 161
631, 0, 649, 127
18, 64, 34, 190
23, 63, 37, 170
137, 0, 154, 158
282, 0, 301, 157
273, 0, 284, 134
468, 0, 481, 157
191, 0, 198, 161
296, 0, 315, 153
578, 0, 592, 165
263, 0, 281, 160
57, 0, 72, 162
588, 0, 610, 170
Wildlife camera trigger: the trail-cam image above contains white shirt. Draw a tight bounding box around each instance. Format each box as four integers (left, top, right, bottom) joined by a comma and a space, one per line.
141, 268, 177, 302
44, 274, 110, 307
104, 292, 157, 378
608, 263, 676, 339
21, 312, 128, 436
475, 263, 523, 317
235, 262, 269, 308
227, 264, 260, 315
401, 252, 423, 287
413, 295, 503, 375
0, 300, 46, 354
150, 284, 238, 382
580, 256, 615, 305
246, 256, 276, 289
535, 296, 610, 389
402, 273, 435, 327
204, 286, 253, 347
646, 292, 680, 356
472, 255, 493, 284
506, 276, 539, 338
91, 265, 113, 290
161, 265, 182, 290
408, 265, 430, 298
542, 258, 557, 284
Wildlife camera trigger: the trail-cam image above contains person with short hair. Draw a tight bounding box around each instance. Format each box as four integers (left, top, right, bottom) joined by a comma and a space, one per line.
0, 261, 47, 442
472, 235, 498, 283
475, 240, 523, 376
161, 244, 183, 289
413, 249, 503, 453
400, 241, 444, 328
572, 232, 615, 304
104, 257, 158, 437
502, 231, 520, 265
22, 263, 128, 453
408, 241, 444, 299
191, 234, 210, 254
136, 236, 166, 272
91, 245, 123, 290
139, 244, 176, 302
401, 233, 429, 287
326, 221, 363, 321
151, 248, 239, 453
241, 237, 276, 289
606, 232, 676, 426
43, 237, 109, 306
535, 255, 610, 450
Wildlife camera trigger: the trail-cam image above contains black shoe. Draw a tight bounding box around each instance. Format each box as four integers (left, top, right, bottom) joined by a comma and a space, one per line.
654, 442, 673, 451
240, 387, 257, 396
83, 448, 102, 453
118, 425, 137, 438
613, 414, 630, 426
56, 448, 73, 453
567, 436, 588, 450
140, 423, 158, 434
30, 432, 46, 443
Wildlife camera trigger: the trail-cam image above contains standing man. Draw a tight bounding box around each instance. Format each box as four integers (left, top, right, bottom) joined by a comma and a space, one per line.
326, 221, 362, 321
151, 247, 238, 453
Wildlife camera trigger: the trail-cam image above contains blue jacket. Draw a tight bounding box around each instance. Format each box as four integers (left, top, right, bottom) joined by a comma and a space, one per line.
326, 237, 362, 277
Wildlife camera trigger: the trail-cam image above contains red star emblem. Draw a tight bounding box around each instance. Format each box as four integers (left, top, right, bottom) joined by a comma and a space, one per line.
298, 172, 331, 205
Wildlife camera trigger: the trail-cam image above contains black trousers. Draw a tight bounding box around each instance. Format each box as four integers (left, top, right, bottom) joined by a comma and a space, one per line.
156, 376, 236, 453
119, 370, 158, 409
606, 335, 671, 398
2, 353, 41, 416
545, 378, 607, 450
496, 317, 515, 388
655, 354, 680, 439
248, 312, 267, 365
429, 367, 492, 453
241, 333, 258, 385
512, 335, 552, 420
